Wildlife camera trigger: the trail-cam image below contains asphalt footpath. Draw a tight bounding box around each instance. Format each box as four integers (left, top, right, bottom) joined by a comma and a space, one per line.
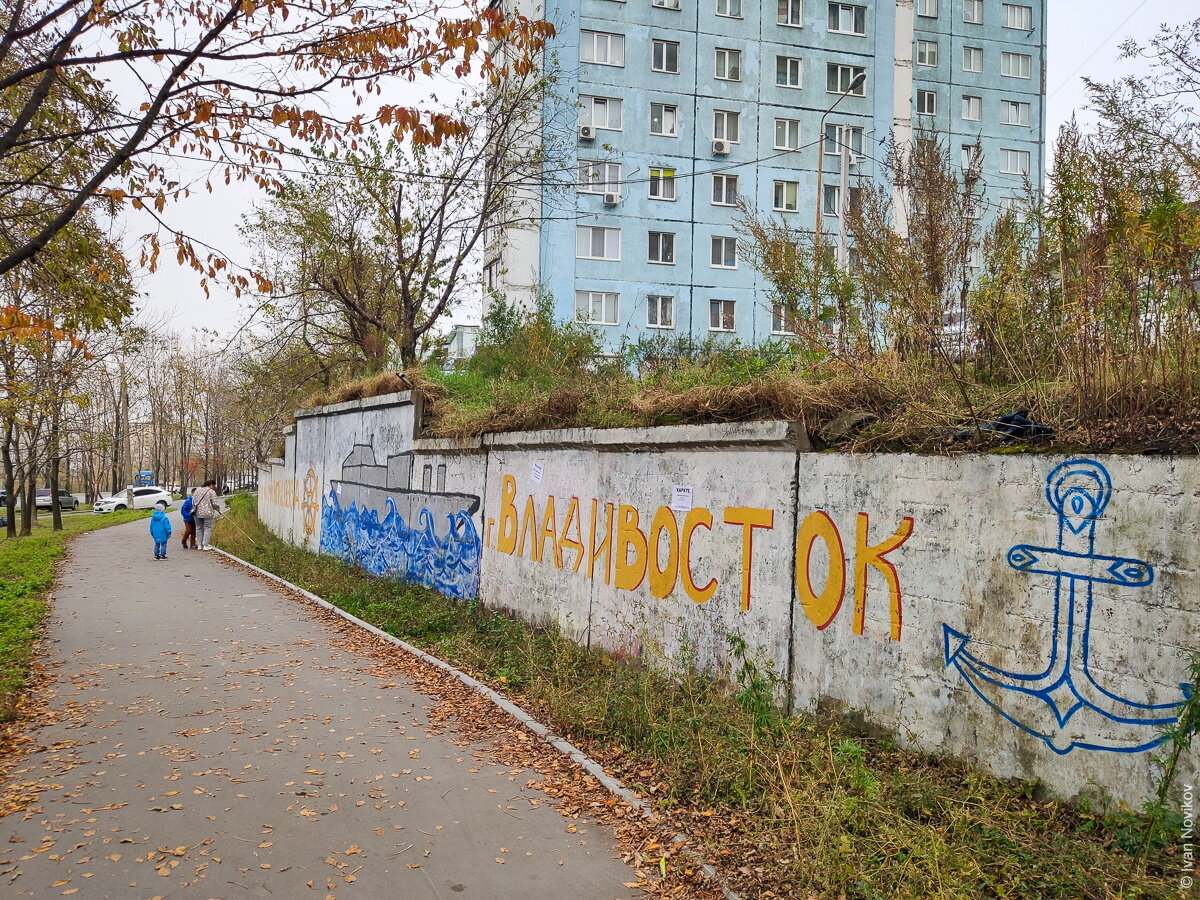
0, 513, 641, 899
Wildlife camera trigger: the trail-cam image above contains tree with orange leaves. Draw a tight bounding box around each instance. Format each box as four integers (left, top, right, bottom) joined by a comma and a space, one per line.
0, 0, 553, 289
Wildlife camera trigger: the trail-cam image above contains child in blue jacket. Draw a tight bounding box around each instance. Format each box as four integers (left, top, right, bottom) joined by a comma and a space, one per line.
150, 507, 173, 560
180, 494, 197, 549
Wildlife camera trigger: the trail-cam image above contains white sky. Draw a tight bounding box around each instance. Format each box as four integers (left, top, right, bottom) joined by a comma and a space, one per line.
126, 0, 1195, 338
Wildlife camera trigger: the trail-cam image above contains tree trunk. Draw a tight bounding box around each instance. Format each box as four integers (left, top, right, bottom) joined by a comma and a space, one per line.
49, 414, 63, 531
21, 479, 35, 535
2, 418, 16, 539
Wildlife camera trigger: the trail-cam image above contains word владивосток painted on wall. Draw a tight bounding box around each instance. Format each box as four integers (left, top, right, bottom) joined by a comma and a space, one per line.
485, 473, 914, 638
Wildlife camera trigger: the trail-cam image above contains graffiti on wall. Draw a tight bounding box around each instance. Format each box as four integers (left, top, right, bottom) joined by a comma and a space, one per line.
319, 442, 482, 600
301, 468, 320, 537
261, 476, 302, 510
943, 459, 1193, 753
486, 473, 913, 637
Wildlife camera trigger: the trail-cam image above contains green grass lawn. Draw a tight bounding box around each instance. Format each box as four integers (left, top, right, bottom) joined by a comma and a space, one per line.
0, 510, 149, 720
213, 495, 1187, 900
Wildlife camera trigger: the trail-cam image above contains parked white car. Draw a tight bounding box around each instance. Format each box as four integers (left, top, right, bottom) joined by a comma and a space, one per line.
94, 487, 173, 513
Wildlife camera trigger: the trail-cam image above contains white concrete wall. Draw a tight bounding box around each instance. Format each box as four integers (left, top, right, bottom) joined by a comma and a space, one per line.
259, 394, 1200, 807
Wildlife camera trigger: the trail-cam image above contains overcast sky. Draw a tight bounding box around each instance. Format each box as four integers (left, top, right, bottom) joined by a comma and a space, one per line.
127, 0, 1195, 339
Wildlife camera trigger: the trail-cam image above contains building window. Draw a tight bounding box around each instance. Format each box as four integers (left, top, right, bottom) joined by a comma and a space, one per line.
963, 46, 982, 73
1001, 51, 1032, 79
1003, 3, 1032, 29
652, 0, 682, 9
710, 236, 737, 268
775, 117, 802, 150
649, 167, 677, 199
578, 160, 622, 194
961, 144, 981, 171
916, 90, 937, 116
916, 0, 936, 17
824, 123, 864, 155
776, 55, 803, 87
1001, 148, 1031, 175
422, 464, 432, 491
963, 0, 982, 24
777, 0, 803, 27
771, 302, 797, 335
827, 63, 866, 95
999, 195, 1028, 221
715, 48, 742, 80
962, 94, 982, 121
652, 39, 680, 73
1001, 99, 1031, 126
823, 184, 860, 216
711, 173, 738, 206
827, 2, 865, 34
575, 291, 619, 325
716, 0, 742, 17
650, 103, 678, 136
647, 295, 675, 328
916, 40, 938, 67
713, 109, 740, 143
579, 96, 623, 130
576, 225, 620, 260
772, 180, 799, 212
709, 299, 736, 331
484, 258, 500, 291
580, 31, 625, 66
648, 231, 675, 264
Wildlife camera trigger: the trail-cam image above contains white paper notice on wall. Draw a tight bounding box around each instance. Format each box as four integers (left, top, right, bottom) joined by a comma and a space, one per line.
531, 461, 545, 485
671, 485, 693, 511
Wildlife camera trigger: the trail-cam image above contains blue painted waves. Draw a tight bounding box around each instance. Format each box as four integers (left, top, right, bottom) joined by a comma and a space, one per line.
319, 489, 481, 600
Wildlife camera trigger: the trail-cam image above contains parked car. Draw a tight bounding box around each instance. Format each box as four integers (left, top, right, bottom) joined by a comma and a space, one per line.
34, 488, 79, 511
94, 486, 172, 513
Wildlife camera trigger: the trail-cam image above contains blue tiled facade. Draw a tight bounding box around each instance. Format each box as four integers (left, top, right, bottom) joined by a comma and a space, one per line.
494, 0, 1046, 350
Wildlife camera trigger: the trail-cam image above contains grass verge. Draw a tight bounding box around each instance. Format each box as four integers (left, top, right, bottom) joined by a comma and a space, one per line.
0, 510, 151, 720
215, 495, 1185, 899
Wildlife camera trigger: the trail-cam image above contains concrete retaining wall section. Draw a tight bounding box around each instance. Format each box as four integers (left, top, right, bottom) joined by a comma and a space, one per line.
256, 394, 1200, 807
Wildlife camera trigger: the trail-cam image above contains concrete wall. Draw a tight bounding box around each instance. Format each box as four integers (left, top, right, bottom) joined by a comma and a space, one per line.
257, 393, 1199, 807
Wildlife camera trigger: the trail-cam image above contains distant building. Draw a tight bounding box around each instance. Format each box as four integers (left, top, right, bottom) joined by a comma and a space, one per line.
445, 324, 480, 363
487, 0, 1046, 349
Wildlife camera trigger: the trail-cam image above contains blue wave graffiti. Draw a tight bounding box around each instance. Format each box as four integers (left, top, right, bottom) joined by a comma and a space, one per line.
319, 488, 481, 600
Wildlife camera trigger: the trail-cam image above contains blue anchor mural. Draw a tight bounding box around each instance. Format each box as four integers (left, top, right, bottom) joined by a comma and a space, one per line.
943, 459, 1193, 754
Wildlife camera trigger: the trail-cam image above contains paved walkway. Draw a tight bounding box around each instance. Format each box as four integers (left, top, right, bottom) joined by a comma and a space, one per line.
1, 515, 640, 899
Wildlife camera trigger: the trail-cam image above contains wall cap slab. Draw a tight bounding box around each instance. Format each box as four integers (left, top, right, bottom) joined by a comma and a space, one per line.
413, 435, 485, 453
295, 390, 415, 419
483, 420, 808, 451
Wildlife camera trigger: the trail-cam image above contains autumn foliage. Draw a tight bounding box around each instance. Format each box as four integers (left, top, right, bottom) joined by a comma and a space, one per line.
0, 0, 553, 289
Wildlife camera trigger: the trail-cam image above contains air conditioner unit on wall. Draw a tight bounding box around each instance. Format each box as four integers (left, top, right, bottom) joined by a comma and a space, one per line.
603, 192, 620, 205
712, 139, 730, 155
579, 125, 597, 140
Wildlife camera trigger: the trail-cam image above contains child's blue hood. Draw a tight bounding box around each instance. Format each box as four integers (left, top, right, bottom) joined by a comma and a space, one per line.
151, 509, 168, 519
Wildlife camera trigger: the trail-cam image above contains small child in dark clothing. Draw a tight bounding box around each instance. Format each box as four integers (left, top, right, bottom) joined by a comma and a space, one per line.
150, 507, 173, 560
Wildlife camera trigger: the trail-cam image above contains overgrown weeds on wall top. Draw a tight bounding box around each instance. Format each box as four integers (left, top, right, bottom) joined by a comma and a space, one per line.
304, 300, 1200, 455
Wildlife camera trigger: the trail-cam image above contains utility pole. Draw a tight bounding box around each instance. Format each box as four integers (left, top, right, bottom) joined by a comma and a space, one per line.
813, 70, 866, 322
837, 134, 852, 271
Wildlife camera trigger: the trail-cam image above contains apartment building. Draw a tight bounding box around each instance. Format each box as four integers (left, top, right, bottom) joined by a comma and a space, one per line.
487, 0, 1046, 348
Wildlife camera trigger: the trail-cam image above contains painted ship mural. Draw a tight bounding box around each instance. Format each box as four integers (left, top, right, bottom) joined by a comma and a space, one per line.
319, 441, 482, 600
